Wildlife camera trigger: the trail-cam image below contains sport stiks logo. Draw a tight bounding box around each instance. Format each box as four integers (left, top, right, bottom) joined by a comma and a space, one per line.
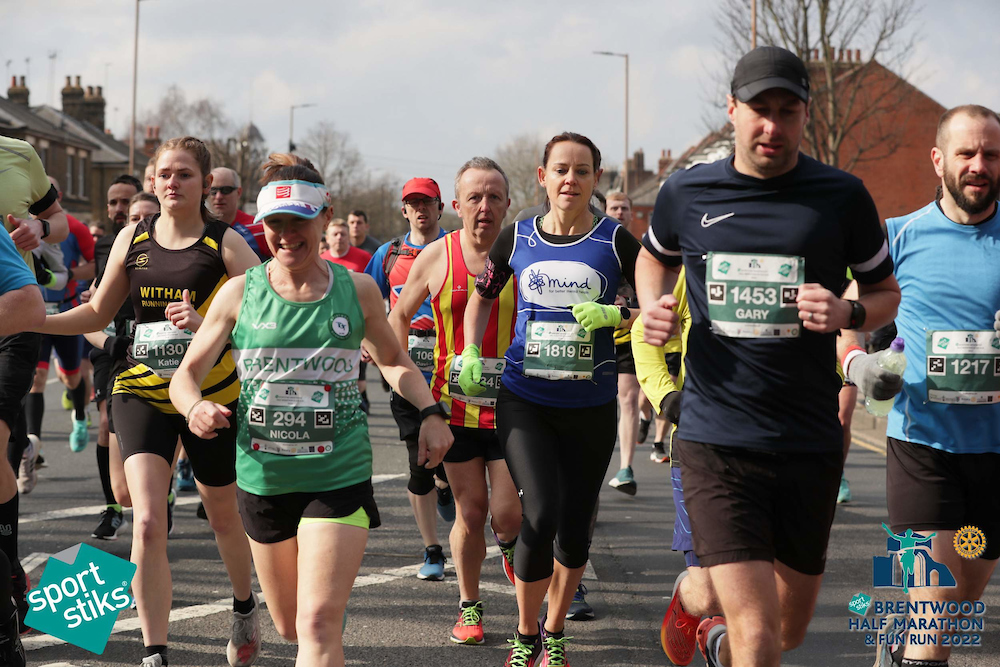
25, 543, 136, 653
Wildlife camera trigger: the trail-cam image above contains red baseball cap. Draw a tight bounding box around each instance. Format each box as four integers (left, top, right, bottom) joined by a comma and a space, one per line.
401, 177, 441, 201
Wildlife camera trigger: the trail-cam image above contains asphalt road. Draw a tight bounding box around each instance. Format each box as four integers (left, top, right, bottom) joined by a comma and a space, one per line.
16, 374, 1000, 666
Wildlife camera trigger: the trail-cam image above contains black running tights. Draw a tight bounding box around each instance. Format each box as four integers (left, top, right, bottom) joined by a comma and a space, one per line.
496, 387, 616, 583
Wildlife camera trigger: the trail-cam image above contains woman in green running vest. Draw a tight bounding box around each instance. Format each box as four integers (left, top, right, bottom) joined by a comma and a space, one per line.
170, 154, 453, 667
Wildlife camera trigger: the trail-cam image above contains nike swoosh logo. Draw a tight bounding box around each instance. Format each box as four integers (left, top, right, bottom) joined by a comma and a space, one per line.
701, 212, 735, 227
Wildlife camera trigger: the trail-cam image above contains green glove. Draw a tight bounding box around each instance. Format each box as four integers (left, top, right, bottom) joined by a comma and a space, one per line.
458, 344, 486, 397
571, 302, 623, 332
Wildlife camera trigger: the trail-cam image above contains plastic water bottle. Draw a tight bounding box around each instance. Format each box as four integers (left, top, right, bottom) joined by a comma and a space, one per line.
865, 337, 906, 417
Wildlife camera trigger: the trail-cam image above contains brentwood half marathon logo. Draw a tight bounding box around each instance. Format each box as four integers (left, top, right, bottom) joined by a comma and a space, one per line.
26, 543, 137, 653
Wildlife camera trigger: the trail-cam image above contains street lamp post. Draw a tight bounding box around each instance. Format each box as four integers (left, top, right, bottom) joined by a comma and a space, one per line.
594, 51, 629, 194
129, 0, 152, 176
289, 103, 316, 153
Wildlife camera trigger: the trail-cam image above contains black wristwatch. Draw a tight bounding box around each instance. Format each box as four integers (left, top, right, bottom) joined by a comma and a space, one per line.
419, 401, 450, 423
619, 305, 631, 321
39, 218, 50, 239
847, 299, 867, 330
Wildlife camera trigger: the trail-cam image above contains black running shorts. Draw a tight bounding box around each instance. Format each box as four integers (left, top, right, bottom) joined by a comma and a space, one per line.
887, 437, 1000, 560
112, 394, 237, 487
237, 480, 381, 544
676, 438, 842, 575
444, 425, 503, 464
0, 333, 39, 432
615, 343, 636, 375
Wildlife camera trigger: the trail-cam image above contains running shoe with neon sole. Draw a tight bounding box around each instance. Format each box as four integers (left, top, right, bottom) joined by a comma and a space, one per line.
696, 616, 727, 667
92, 506, 127, 540
660, 571, 700, 665
61, 390, 73, 411
493, 530, 516, 585
17, 435, 39, 495
504, 634, 541, 667
450, 600, 485, 645
539, 631, 573, 667
837, 476, 852, 504
608, 466, 637, 495
227, 592, 261, 667
417, 544, 446, 581
650, 441, 669, 464
69, 417, 89, 452
565, 583, 594, 621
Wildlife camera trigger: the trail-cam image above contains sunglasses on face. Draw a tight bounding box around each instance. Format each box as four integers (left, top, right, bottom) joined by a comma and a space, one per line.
210, 186, 238, 196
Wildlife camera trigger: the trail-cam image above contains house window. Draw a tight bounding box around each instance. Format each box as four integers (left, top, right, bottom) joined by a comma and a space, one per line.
66, 154, 74, 197
78, 155, 87, 200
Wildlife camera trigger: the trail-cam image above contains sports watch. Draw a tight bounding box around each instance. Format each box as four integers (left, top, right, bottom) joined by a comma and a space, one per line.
847, 299, 866, 330
419, 401, 450, 423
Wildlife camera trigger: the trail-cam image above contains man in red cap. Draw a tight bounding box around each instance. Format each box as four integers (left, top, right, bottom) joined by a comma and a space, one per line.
364, 178, 454, 581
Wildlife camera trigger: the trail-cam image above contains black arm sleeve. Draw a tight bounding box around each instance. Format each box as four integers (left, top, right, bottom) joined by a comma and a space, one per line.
615, 227, 642, 291
476, 224, 516, 299
28, 185, 58, 216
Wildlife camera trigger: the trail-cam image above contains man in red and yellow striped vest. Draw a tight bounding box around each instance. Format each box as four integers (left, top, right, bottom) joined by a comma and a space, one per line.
389, 157, 521, 646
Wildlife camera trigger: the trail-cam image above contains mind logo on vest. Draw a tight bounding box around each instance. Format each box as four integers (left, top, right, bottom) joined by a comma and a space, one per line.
518, 261, 603, 308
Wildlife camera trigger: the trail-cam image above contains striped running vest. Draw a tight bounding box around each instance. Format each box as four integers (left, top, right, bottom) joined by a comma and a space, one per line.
230, 261, 370, 496
113, 215, 238, 413
430, 230, 516, 429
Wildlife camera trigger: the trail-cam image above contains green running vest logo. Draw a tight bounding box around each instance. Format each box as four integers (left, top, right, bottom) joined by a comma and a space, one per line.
25, 543, 136, 654
241, 355, 355, 374
330, 313, 351, 339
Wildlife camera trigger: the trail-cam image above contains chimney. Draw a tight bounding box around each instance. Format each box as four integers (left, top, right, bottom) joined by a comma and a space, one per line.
856, 49, 861, 62
144, 125, 161, 156
7, 75, 29, 106
631, 149, 644, 175
82, 84, 106, 130
846, 49, 852, 63
62, 74, 85, 121
658, 149, 672, 176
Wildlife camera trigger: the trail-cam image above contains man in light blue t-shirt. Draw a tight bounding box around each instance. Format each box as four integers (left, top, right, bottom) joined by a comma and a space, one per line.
872, 104, 1000, 667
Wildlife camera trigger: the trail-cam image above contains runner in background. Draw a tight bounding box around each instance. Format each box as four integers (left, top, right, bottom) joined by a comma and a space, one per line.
348, 209, 381, 254
321, 218, 372, 271
389, 157, 521, 645
364, 177, 453, 581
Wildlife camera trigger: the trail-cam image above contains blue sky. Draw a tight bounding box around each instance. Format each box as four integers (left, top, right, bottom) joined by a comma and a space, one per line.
5, 1, 998, 203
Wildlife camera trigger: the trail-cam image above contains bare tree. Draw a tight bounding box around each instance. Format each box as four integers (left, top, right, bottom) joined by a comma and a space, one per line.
714, 0, 920, 170
496, 133, 545, 222
298, 121, 363, 200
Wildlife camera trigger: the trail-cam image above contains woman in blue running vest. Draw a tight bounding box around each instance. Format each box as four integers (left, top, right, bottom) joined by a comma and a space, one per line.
170, 154, 453, 667
459, 132, 641, 666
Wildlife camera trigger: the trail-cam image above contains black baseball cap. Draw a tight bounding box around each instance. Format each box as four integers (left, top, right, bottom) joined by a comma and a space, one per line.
731, 46, 810, 103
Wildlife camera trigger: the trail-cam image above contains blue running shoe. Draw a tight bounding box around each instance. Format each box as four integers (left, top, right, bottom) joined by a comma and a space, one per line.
176, 459, 196, 492
70, 418, 89, 452
565, 583, 594, 621
417, 544, 446, 581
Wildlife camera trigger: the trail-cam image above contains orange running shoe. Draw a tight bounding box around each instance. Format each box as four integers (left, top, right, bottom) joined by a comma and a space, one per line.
660, 571, 701, 665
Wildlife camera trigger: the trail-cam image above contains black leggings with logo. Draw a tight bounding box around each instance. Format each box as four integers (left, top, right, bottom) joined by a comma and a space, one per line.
496, 386, 616, 583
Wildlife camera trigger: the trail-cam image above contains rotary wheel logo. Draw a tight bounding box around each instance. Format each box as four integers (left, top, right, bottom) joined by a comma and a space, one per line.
954, 525, 986, 559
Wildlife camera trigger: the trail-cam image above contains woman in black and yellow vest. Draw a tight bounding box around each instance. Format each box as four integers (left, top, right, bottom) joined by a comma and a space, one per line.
37, 137, 263, 667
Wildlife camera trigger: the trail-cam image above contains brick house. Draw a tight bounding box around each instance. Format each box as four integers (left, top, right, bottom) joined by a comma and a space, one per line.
0, 76, 99, 220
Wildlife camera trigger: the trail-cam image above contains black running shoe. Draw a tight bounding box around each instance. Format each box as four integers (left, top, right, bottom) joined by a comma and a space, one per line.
637, 416, 652, 444
92, 506, 127, 540
0, 603, 25, 665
